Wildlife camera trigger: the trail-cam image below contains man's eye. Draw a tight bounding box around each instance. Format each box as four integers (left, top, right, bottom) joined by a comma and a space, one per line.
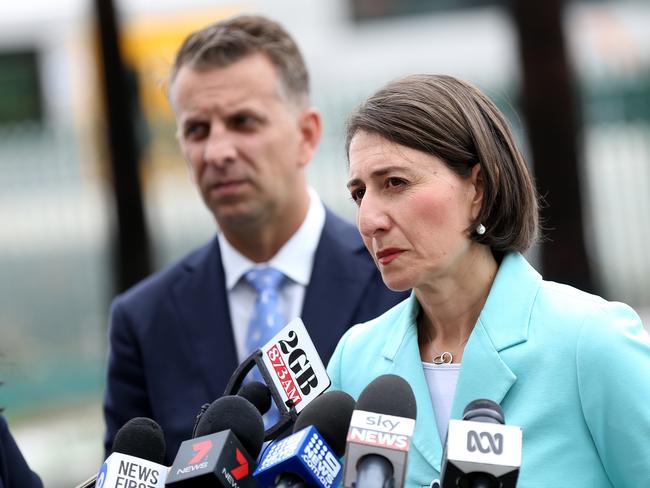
184, 123, 208, 140
350, 188, 365, 205
230, 113, 258, 129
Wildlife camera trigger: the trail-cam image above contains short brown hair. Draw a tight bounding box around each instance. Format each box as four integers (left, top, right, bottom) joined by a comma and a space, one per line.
170, 14, 309, 106
346, 74, 539, 253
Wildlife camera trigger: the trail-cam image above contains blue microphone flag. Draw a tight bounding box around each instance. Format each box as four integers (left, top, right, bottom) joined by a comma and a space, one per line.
254, 426, 342, 488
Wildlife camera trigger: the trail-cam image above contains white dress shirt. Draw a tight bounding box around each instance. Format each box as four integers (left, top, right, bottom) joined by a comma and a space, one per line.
218, 188, 327, 362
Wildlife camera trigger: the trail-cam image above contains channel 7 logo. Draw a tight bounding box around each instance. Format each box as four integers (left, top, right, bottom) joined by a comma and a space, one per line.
466, 430, 503, 455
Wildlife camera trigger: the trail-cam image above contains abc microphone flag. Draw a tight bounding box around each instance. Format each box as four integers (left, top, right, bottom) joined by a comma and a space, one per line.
441, 399, 522, 487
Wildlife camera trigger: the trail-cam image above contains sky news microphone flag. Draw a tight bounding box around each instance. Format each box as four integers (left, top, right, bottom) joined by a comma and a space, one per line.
344, 374, 417, 488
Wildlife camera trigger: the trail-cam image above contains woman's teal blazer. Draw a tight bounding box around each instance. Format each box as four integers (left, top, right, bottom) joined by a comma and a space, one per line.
327, 253, 650, 487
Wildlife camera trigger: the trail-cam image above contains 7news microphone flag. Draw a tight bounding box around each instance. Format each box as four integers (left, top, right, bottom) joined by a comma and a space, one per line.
165, 395, 265, 487
224, 318, 331, 440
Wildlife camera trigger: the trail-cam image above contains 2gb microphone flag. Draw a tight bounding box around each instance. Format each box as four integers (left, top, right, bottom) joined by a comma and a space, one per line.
260, 318, 330, 413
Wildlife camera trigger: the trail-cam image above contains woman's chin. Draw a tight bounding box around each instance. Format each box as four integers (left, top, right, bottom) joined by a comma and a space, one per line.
382, 276, 412, 293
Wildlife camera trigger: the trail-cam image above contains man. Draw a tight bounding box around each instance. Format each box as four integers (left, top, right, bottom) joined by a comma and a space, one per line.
103, 14, 407, 463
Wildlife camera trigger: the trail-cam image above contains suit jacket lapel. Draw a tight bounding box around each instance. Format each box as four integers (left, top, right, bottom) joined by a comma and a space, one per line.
302, 210, 379, 359
171, 238, 239, 397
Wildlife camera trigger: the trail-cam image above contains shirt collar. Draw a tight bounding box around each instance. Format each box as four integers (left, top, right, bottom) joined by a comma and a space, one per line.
219, 187, 326, 290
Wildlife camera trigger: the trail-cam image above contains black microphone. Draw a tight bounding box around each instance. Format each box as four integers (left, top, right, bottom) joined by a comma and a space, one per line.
440, 399, 522, 488
254, 390, 356, 488
343, 374, 417, 488
238, 380, 273, 416
75, 417, 168, 488
165, 395, 264, 487
190, 380, 272, 440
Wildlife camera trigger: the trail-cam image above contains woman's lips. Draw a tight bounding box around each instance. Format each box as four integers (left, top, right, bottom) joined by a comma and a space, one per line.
376, 249, 403, 265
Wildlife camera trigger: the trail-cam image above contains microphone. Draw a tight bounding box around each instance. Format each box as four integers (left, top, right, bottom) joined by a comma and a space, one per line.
343, 374, 417, 488
238, 381, 272, 416
191, 380, 272, 440
223, 318, 332, 440
74, 417, 168, 488
440, 399, 522, 488
253, 390, 356, 488
165, 395, 265, 487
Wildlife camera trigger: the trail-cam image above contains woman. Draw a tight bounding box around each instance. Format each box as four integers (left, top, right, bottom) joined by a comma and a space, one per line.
327, 74, 650, 487
0, 414, 43, 487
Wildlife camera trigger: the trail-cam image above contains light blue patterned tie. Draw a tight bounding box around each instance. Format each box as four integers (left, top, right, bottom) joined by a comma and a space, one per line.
245, 267, 286, 428
245, 266, 286, 356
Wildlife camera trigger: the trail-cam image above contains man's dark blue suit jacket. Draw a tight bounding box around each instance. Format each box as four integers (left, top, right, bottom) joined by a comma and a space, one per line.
103, 210, 408, 463
0, 416, 42, 488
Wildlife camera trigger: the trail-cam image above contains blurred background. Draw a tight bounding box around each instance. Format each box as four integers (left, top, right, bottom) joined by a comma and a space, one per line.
0, 0, 648, 486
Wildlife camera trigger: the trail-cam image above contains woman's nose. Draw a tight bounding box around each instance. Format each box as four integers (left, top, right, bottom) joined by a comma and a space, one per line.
357, 195, 390, 238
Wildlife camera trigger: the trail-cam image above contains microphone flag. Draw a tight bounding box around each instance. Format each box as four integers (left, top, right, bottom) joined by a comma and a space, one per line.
224, 318, 332, 440
254, 425, 343, 488
165, 430, 257, 488
441, 419, 521, 485
259, 318, 331, 413
343, 409, 415, 488
94, 452, 167, 488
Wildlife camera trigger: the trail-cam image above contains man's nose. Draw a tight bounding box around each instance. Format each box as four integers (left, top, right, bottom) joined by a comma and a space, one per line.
203, 126, 236, 167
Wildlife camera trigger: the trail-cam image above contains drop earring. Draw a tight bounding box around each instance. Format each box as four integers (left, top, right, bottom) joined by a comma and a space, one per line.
476, 223, 486, 235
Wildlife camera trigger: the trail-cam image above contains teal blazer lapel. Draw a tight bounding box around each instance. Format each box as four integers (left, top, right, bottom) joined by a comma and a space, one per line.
380, 295, 447, 472
451, 321, 517, 421
452, 253, 541, 421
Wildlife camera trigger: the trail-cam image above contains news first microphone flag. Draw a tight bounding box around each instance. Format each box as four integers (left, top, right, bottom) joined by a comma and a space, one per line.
95, 452, 167, 488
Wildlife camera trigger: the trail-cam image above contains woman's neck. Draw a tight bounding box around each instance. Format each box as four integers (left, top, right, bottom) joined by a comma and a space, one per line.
416, 246, 498, 362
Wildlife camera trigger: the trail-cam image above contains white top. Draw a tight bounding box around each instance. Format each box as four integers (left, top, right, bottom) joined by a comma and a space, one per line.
218, 188, 326, 362
422, 362, 461, 442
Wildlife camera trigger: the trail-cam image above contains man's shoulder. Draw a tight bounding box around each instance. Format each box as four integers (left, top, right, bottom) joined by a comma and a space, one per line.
321, 208, 363, 247
319, 208, 372, 265
114, 237, 219, 307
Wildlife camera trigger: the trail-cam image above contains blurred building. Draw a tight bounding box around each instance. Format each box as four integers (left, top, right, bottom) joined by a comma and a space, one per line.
0, 0, 648, 486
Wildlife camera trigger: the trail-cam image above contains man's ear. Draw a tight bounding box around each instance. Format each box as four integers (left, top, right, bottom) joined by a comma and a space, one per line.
469, 163, 485, 220
296, 108, 322, 168
175, 128, 197, 186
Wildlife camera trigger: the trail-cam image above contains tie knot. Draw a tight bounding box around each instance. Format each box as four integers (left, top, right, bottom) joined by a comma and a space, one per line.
245, 267, 285, 293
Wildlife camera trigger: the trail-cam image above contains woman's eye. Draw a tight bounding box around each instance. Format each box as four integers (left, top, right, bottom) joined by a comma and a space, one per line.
387, 177, 405, 188
350, 188, 365, 205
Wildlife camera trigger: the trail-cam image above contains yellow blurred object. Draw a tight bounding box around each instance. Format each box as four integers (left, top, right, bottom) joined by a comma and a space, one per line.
121, 5, 245, 119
